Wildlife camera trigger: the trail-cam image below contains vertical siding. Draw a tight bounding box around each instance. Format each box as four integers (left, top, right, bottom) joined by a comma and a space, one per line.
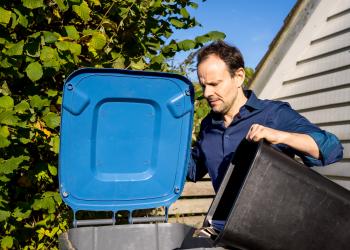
256, 0, 350, 189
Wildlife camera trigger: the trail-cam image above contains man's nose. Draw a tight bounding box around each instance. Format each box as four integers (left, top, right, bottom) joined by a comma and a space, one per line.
203, 86, 212, 98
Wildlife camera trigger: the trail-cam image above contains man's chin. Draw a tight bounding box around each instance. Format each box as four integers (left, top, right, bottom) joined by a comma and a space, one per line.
211, 107, 223, 114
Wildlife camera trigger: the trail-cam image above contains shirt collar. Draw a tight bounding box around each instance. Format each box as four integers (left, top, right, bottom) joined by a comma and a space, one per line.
243, 90, 264, 110
209, 90, 264, 125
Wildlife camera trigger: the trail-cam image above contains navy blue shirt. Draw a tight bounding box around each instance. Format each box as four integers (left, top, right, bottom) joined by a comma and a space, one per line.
188, 90, 343, 192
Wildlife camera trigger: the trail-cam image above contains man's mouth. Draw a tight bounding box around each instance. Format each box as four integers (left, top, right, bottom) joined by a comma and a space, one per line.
208, 99, 221, 107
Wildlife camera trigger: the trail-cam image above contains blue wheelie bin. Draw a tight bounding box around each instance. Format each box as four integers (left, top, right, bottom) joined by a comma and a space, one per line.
58, 68, 223, 250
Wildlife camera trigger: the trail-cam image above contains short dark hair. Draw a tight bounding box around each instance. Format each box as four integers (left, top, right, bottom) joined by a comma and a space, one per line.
197, 40, 245, 77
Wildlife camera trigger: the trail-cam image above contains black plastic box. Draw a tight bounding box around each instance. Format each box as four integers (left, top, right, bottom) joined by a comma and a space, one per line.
204, 140, 350, 250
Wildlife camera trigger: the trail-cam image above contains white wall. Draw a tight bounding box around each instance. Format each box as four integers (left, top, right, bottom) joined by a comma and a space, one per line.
253, 0, 350, 189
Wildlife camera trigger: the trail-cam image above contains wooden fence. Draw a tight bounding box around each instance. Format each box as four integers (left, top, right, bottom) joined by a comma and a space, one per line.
168, 175, 215, 228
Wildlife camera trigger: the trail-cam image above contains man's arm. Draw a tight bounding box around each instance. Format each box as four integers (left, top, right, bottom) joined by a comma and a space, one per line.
187, 118, 208, 182
246, 124, 320, 159
245, 102, 343, 166
187, 143, 208, 182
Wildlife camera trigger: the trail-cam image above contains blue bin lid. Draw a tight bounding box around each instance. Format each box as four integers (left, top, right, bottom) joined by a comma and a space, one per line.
59, 68, 194, 212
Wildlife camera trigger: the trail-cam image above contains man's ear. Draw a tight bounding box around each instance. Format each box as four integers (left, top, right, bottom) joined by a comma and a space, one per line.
235, 67, 245, 87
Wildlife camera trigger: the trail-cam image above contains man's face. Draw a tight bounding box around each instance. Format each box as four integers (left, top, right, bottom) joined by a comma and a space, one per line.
197, 55, 244, 115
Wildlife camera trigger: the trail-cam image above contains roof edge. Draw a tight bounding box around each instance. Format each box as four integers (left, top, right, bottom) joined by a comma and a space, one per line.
249, 0, 321, 95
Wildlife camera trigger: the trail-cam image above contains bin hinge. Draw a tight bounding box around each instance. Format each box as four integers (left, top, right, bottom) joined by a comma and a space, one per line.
128, 206, 169, 224
72, 211, 116, 228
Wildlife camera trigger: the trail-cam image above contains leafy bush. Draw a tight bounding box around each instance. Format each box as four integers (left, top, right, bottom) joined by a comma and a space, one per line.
0, 0, 225, 248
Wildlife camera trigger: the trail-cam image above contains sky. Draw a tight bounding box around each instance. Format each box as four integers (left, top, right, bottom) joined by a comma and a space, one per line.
172, 0, 297, 80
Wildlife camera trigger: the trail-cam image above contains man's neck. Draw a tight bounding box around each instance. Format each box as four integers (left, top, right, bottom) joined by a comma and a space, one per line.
222, 90, 248, 127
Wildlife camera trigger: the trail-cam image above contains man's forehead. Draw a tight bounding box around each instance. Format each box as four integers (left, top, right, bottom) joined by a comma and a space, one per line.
197, 55, 230, 82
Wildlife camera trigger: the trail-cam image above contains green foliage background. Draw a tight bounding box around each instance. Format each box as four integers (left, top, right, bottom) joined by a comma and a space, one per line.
0, 0, 227, 248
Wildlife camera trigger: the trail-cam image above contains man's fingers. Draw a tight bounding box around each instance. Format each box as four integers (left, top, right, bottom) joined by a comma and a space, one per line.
246, 124, 265, 141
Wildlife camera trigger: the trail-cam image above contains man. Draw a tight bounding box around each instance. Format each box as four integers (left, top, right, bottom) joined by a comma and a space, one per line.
187, 41, 343, 192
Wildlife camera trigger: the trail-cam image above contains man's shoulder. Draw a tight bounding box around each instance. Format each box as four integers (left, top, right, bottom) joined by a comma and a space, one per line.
258, 98, 292, 111
246, 91, 291, 112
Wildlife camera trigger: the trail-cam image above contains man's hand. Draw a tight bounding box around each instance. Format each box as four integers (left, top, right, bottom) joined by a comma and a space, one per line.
246, 124, 320, 159
245, 124, 287, 144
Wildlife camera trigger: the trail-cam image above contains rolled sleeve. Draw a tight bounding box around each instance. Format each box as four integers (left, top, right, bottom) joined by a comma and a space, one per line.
303, 131, 344, 166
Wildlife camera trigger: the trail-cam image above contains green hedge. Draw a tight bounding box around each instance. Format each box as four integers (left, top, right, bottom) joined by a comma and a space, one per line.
0, 0, 226, 248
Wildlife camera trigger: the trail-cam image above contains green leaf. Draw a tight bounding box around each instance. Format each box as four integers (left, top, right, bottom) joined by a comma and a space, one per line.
55, 41, 69, 51
0, 37, 7, 44
0, 111, 19, 126
180, 8, 189, 18
177, 39, 196, 51
0, 82, 11, 96
0, 96, 14, 110
1, 236, 13, 249
65, 26, 80, 40
15, 100, 30, 113
48, 164, 57, 176
170, 18, 184, 28
145, 41, 160, 52
40, 46, 61, 69
13, 9, 28, 28
0, 7, 12, 25
0, 156, 29, 175
73, 1, 91, 23
130, 59, 146, 70
22, 0, 44, 9
195, 34, 211, 44
162, 43, 177, 53
89, 33, 106, 50
47, 89, 58, 97
0, 126, 10, 138
69, 43, 82, 55
32, 196, 56, 214
25, 62, 43, 81
151, 54, 165, 64
189, 2, 199, 9
0, 58, 12, 68
112, 56, 125, 69
0, 176, 10, 182
43, 31, 60, 44
40, 46, 58, 62
52, 192, 62, 205
29, 31, 41, 39
19, 138, 31, 144
50, 135, 60, 154
55, 0, 69, 11
6, 40, 24, 56
56, 41, 81, 55
69, 0, 82, 4
12, 207, 31, 221
29, 95, 50, 109
42, 112, 60, 129
88, 0, 100, 6
0, 136, 10, 148
57, 96, 62, 105
11, 12, 19, 29
0, 210, 11, 222
207, 31, 226, 40
118, 7, 129, 19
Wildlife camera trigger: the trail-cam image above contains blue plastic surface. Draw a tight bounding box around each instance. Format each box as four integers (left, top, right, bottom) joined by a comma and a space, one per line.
59, 68, 194, 212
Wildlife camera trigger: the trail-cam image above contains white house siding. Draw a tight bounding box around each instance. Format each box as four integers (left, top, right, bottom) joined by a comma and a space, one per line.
252, 0, 350, 189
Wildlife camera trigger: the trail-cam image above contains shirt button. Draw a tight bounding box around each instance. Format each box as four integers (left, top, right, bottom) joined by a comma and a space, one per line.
225, 135, 229, 139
